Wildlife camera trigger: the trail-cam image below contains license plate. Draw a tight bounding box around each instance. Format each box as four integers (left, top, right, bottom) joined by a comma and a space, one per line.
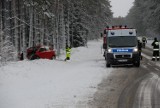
118, 59, 128, 62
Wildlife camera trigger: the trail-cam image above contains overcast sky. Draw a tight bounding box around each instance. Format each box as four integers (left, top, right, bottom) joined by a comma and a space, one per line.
110, 0, 135, 17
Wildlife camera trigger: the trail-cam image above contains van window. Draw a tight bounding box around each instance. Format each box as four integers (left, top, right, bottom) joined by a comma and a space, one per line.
108, 36, 137, 47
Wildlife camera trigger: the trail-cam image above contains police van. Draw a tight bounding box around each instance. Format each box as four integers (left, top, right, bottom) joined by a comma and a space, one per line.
103, 26, 140, 67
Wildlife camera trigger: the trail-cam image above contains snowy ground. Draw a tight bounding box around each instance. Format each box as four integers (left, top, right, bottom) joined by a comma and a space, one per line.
0, 40, 112, 108
146, 39, 153, 48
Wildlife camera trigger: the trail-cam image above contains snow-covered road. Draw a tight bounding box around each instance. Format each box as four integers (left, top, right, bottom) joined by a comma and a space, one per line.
0, 40, 112, 108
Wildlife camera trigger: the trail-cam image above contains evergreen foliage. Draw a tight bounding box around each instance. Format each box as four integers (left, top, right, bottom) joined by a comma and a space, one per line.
126, 0, 160, 38
1, 35, 17, 63
0, 0, 112, 62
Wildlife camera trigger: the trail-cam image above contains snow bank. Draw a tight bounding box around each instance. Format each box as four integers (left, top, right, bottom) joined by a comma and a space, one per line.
0, 40, 112, 108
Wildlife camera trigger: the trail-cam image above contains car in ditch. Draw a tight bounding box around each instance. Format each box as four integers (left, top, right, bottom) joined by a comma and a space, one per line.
27, 45, 56, 60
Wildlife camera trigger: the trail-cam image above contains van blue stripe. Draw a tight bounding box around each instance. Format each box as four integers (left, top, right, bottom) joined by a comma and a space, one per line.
112, 49, 133, 53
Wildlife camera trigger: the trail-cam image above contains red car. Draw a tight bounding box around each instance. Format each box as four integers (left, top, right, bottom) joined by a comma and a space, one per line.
27, 46, 56, 60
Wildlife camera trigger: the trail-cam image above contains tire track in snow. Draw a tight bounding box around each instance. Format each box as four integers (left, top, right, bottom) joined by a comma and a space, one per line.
133, 73, 160, 108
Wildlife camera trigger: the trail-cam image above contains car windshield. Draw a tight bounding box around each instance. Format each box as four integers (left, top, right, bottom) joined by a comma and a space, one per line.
39, 48, 47, 52
108, 36, 137, 47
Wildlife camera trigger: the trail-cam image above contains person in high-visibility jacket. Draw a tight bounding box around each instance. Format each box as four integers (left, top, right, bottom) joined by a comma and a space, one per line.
65, 45, 71, 61
151, 37, 159, 61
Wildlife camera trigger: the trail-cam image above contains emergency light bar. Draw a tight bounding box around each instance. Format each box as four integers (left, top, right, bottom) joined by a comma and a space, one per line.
108, 29, 136, 37
105, 25, 132, 30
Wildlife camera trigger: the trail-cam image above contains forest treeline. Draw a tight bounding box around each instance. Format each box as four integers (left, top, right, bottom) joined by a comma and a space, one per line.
126, 0, 160, 38
0, 0, 112, 63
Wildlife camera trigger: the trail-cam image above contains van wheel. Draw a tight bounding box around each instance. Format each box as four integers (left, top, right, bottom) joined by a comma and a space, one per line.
106, 63, 111, 67
135, 61, 140, 67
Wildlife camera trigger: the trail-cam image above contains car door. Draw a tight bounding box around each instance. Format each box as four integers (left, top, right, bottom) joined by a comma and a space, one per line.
36, 47, 53, 59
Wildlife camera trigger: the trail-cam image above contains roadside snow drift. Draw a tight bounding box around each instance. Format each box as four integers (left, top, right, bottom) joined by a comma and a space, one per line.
0, 40, 112, 108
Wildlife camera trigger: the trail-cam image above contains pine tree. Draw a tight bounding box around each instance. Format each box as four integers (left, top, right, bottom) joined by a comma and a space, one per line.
1, 34, 17, 63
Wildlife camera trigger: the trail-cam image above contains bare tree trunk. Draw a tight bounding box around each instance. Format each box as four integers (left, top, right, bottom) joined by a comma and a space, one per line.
0, 2, 2, 54
40, 15, 45, 46
61, 4, 66, 50
32, 6, 36, 46
18, 2, 23, 53
1, 0, 5, 30
29, 6, 33, 47
51, 17, 55, 49
67, 2, 70, 46
34, 13, 38, 46
46, 26, 49, 46
0, 19, 3, 55
55, 0, 60, 56
13, 0, 19, 54
36, 15, 41, 45
22, 24, 26, 58
21, 3, 26, 59
4, 0, 12, 37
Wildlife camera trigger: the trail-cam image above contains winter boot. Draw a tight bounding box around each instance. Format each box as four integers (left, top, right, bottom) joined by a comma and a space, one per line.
152, 58, 155, 61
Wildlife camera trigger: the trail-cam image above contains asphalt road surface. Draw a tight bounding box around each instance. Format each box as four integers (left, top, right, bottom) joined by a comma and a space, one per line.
88, 46, 160, 108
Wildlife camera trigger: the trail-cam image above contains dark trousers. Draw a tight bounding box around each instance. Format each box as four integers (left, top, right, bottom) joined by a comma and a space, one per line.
152, 51, 159, 60
142, 42, 145, 48
139, 51, 142, 60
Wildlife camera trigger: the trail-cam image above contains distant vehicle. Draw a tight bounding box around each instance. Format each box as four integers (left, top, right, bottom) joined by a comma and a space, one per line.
103, 25, 140, 67
27, 45, 56, 60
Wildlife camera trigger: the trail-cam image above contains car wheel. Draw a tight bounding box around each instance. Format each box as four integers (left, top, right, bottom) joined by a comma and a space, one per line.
35, 55, 40, 59
30, 54, 35, 60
